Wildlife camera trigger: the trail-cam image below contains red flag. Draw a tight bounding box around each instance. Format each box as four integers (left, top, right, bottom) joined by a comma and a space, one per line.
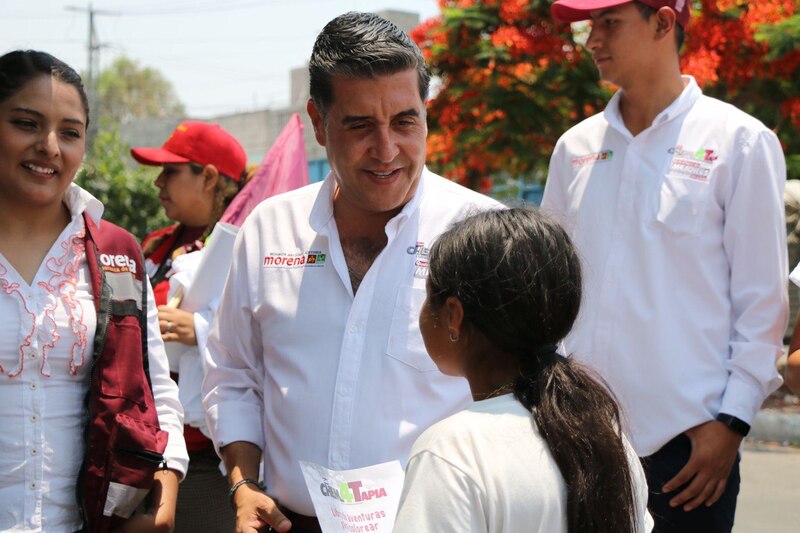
220, 113, 310, 226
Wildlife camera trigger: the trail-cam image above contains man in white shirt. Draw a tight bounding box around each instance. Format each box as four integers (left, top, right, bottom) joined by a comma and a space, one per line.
202, 12, 498, 533
544, 1, 787, 532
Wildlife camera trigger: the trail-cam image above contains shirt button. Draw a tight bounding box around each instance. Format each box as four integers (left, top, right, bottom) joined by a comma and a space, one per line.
30, 449, 38, 456
30, 383, 37, 390
31, 415, 38, 422
30, 482, 37, 489
29, 352, 36, 359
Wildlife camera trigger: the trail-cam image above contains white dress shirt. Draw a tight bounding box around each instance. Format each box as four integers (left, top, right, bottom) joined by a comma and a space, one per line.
203, 169, 499, 515
0, 184, 188, 532
542, 76, 788, 456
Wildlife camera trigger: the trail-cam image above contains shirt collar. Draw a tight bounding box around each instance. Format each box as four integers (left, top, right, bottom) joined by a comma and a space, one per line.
308, 167, 429, 233
62, 183, 104, 227
309, 174, 337, 232
605, 75, 702, 135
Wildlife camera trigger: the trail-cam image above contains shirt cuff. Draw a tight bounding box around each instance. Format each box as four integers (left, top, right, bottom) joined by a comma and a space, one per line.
720, 370, 781, 425
206, 401, 265, 454
163, 432, 190, 479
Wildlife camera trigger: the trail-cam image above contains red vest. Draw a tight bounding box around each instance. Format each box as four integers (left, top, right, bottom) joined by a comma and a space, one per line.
77, 215, 168, 532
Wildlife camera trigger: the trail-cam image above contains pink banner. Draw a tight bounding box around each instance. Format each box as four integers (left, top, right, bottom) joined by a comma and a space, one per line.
221, 113, 310, 226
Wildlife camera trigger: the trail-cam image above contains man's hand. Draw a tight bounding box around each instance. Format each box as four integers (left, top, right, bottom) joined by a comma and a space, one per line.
157, 306, 197, 346
221, 441, 291, 533
233, 484, 291, 533
662, 420, 742, 511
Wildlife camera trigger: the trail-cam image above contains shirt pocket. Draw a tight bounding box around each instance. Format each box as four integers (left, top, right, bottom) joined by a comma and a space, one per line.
385, 285, 437, 372
654, 173, 711, 236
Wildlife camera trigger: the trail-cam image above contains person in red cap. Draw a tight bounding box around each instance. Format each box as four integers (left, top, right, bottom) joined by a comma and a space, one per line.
543, 2, 787, 532
131, 121, 248, 533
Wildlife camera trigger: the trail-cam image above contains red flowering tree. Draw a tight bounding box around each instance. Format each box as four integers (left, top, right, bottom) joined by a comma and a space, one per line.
414, 0, 800, 191
682, 1, 800, 178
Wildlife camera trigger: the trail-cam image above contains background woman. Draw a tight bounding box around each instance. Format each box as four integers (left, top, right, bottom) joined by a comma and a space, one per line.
393, 208, 652, 533
131, 122, 248, 532
0, 50, 187, 531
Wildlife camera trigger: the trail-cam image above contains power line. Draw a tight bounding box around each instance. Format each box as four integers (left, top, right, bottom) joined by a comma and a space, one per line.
114, 1, 266, 16
65, 3, 120, 149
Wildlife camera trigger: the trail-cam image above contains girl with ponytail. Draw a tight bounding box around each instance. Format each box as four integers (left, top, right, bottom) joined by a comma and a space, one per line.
393, 208, 652, 533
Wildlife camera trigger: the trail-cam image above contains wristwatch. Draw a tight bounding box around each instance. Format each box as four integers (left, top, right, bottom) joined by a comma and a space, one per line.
715, 413, 751, 437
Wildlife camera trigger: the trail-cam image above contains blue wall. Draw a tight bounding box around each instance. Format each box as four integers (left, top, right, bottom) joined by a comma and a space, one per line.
308, 159, 330, 183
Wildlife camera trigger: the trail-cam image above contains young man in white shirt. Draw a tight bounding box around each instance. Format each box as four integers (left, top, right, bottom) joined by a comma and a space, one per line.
202, 12, 499, 533
544, 1, 788, 531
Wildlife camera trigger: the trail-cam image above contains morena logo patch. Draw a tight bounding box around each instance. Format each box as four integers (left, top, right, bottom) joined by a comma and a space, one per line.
571, 150, 614, 168
263, 251, 326, 268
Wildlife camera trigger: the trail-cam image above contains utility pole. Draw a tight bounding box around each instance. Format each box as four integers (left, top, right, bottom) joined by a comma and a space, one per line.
65, 3, 118, 151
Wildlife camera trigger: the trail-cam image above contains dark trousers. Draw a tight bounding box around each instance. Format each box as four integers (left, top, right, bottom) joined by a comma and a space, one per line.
174, 447, 236, 533
641, 433, 741, 533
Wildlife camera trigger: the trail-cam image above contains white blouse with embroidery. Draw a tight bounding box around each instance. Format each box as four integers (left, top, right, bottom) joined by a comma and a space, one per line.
0, 184, 188, 532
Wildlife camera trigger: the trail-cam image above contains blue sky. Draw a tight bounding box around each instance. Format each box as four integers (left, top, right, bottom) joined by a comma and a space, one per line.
3, 0, 440, 117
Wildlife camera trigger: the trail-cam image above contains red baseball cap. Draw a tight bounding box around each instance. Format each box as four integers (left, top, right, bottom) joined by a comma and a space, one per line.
131, 121, 247, 181
551, 0, 691, 28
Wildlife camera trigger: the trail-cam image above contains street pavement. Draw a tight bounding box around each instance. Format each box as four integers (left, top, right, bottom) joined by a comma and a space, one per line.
733, 442, 800, 533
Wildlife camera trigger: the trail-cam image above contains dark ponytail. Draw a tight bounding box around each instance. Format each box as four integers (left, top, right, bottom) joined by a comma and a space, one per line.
428, 208, 636, 533
514, 354, 635, 533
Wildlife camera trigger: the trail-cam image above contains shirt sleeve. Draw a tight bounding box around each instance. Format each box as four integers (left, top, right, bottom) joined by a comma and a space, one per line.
720, 128, 788, 423
193, 309, 212, 355
541, 138, 570, 220
202, 225, 266, 453
393, 451, 486, 533
145, 278, 189, 478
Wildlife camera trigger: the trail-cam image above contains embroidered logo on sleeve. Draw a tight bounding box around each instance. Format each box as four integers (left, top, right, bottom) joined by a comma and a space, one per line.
571, 150, 614, 168
263, 251, 327, 269
667, 145, 718, 182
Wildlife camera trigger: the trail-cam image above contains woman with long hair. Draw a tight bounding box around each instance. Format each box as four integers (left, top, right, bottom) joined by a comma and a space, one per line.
131, 123, 248, 532
393, 208, 652, 533
0, 50, 187, 531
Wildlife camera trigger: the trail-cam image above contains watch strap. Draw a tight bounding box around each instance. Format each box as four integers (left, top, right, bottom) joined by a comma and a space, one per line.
715, 413, 750, 437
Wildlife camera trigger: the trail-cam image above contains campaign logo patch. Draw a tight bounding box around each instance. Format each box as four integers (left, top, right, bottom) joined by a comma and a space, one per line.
263, 251, 327, 269
100, 253, 137, 274
571, 150, 614, 168
407, 241, 430, 279
667, 145, 718, 182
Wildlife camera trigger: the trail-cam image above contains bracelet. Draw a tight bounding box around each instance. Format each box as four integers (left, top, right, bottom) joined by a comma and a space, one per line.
229, 478, 265, 509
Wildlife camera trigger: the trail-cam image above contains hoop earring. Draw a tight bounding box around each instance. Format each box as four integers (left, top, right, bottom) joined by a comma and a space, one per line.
449, 331, 459, 342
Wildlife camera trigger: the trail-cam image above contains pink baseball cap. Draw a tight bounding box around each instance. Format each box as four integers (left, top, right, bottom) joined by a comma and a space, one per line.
551, 0, 691, 28
131, 121, 247, 181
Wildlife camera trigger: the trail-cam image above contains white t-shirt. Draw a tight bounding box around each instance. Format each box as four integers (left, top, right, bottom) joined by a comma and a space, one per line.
542, 76, 787, 455
203, 169, 500, 515
393, 394, 653, 533
0, 184, 188, 531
